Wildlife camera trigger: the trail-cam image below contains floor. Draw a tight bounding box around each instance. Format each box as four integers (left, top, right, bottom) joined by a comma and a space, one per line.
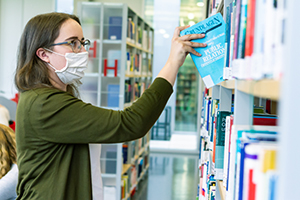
132, 153, 199, 200
132, 125, 200, 200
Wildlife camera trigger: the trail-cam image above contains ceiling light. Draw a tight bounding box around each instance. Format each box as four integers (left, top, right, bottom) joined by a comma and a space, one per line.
159, 29, 166, 34
188, 13, 194, 20
163, 34, 170, 38
189, 21, 196, 26
197, 2, 205, 7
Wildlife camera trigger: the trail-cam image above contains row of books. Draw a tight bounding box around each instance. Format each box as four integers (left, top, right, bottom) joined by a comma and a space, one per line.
179, 0, 284, 89
126, 52, 152, 76
121, 158, 148, 200
224, 0, 285, 80
199, 127, 278, 200
121, 165, 137, 199
127, 18, 153, 52
198, 93, 278, 200
208, 0, 223, 17
121, 150, 149, 199
122, 134, 150, 165
124, 79, 150, 104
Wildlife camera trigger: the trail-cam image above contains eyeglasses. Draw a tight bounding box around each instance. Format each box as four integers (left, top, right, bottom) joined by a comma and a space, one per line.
49, 39, 91, 53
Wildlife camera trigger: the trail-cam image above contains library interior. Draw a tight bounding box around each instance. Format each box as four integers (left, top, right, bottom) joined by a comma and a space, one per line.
0, 0, 298, 200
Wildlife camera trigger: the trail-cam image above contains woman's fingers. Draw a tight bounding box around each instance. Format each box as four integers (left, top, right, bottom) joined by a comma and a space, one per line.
183, 41, 207, 48
178, 33, 206, 41
184, 45, 202, 56
173, 25, 190, 38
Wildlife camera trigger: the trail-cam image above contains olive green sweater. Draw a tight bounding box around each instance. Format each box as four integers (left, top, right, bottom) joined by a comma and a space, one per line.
16, 78, 173, 200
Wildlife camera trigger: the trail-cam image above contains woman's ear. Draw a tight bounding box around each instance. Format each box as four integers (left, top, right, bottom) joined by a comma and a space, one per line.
36, 48, 50, 63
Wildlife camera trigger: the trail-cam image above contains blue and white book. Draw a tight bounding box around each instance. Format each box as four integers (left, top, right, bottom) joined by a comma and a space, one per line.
180, 13, 226, 88
108, 16, 122, 40
107, 84, 120, 107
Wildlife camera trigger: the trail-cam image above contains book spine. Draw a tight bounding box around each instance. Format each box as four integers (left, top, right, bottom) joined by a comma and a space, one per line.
245, 0, 256, 57
233, 0, 242, 60
237, 0, 248, 59
225, 3, 233, 68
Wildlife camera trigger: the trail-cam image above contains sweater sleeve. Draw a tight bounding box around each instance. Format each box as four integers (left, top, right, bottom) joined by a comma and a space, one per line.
28, 77, 173, 144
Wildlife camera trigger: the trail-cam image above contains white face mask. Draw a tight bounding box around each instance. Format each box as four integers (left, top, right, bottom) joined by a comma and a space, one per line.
45, 49, 88, 84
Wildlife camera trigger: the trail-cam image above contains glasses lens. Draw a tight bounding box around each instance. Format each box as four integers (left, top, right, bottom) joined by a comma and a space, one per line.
84, 40, 91, 51
73, 40, 81, 53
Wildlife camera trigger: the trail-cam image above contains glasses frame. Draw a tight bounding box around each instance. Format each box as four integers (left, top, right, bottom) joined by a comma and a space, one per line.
49, 38, 91, 53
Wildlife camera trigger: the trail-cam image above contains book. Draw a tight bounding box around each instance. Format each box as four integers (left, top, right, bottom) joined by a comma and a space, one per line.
235, 131, 277, 200
107, 84, 120, 107
121, 175, 129, 198
225, 3, 233, 68
242, 143, 258, 200
124, 79, 132, 103
254, 146, 278, 200
126, 52, 131, 75
180, 13, 226, 88
127, 18, 135, 42
122, 143, 128, 164
242, 142, 277, 200
214, 111, 231, 179
237, 0, 248, 59
263, 0, 277, 77
226, 125, 278, 200
233, 0, 242, 60
253, 114, 277, 126
223, 115, 233, 188
251, 0, 266, 80
108, 16, 122, 40
244, 0, 256, 57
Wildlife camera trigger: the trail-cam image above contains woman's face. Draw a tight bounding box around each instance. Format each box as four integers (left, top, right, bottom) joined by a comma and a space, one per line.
48, 18, 86, 71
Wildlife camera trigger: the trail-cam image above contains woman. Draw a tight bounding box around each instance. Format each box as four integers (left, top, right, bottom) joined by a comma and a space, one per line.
0, 124, 18, 200
14, 12, 206, 200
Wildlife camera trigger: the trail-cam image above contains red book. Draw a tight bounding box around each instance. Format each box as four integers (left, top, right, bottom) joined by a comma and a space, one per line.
248, 169, 256, 200
253, 116, 277, 126
245, 0, 256, 57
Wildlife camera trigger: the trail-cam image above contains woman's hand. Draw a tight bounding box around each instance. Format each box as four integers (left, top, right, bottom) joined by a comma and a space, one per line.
157, 25, 206, 86
166, 25, 207, 69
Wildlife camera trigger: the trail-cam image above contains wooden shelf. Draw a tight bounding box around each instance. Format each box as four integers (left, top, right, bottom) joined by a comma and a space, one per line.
217, 180, 225, 200
219, 79, 235, 89
122, 164, 131, 175
236, 79, 280, 100
125, 74, 151, 78
126, 41, 153, 54
122, 193, 130, 200
137, 163, 150, 184
138, 147, 145, 156
217, 79, 280, 100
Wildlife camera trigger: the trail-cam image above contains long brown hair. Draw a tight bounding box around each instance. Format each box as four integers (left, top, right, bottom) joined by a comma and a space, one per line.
15, 12, 82, 96
0, 124, 16, 179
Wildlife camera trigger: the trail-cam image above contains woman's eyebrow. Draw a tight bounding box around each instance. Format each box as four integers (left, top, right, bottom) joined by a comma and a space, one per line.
64, 36, 79, 41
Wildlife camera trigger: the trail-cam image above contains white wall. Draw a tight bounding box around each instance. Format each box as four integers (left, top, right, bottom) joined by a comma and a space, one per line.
89, 0, 145, 18
0, 0, 55, 98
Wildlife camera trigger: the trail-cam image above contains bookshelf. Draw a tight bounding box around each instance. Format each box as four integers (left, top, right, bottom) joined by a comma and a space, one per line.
197, 0, 286, 199
77, 2, 153, 200
175, 55, 198, 128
